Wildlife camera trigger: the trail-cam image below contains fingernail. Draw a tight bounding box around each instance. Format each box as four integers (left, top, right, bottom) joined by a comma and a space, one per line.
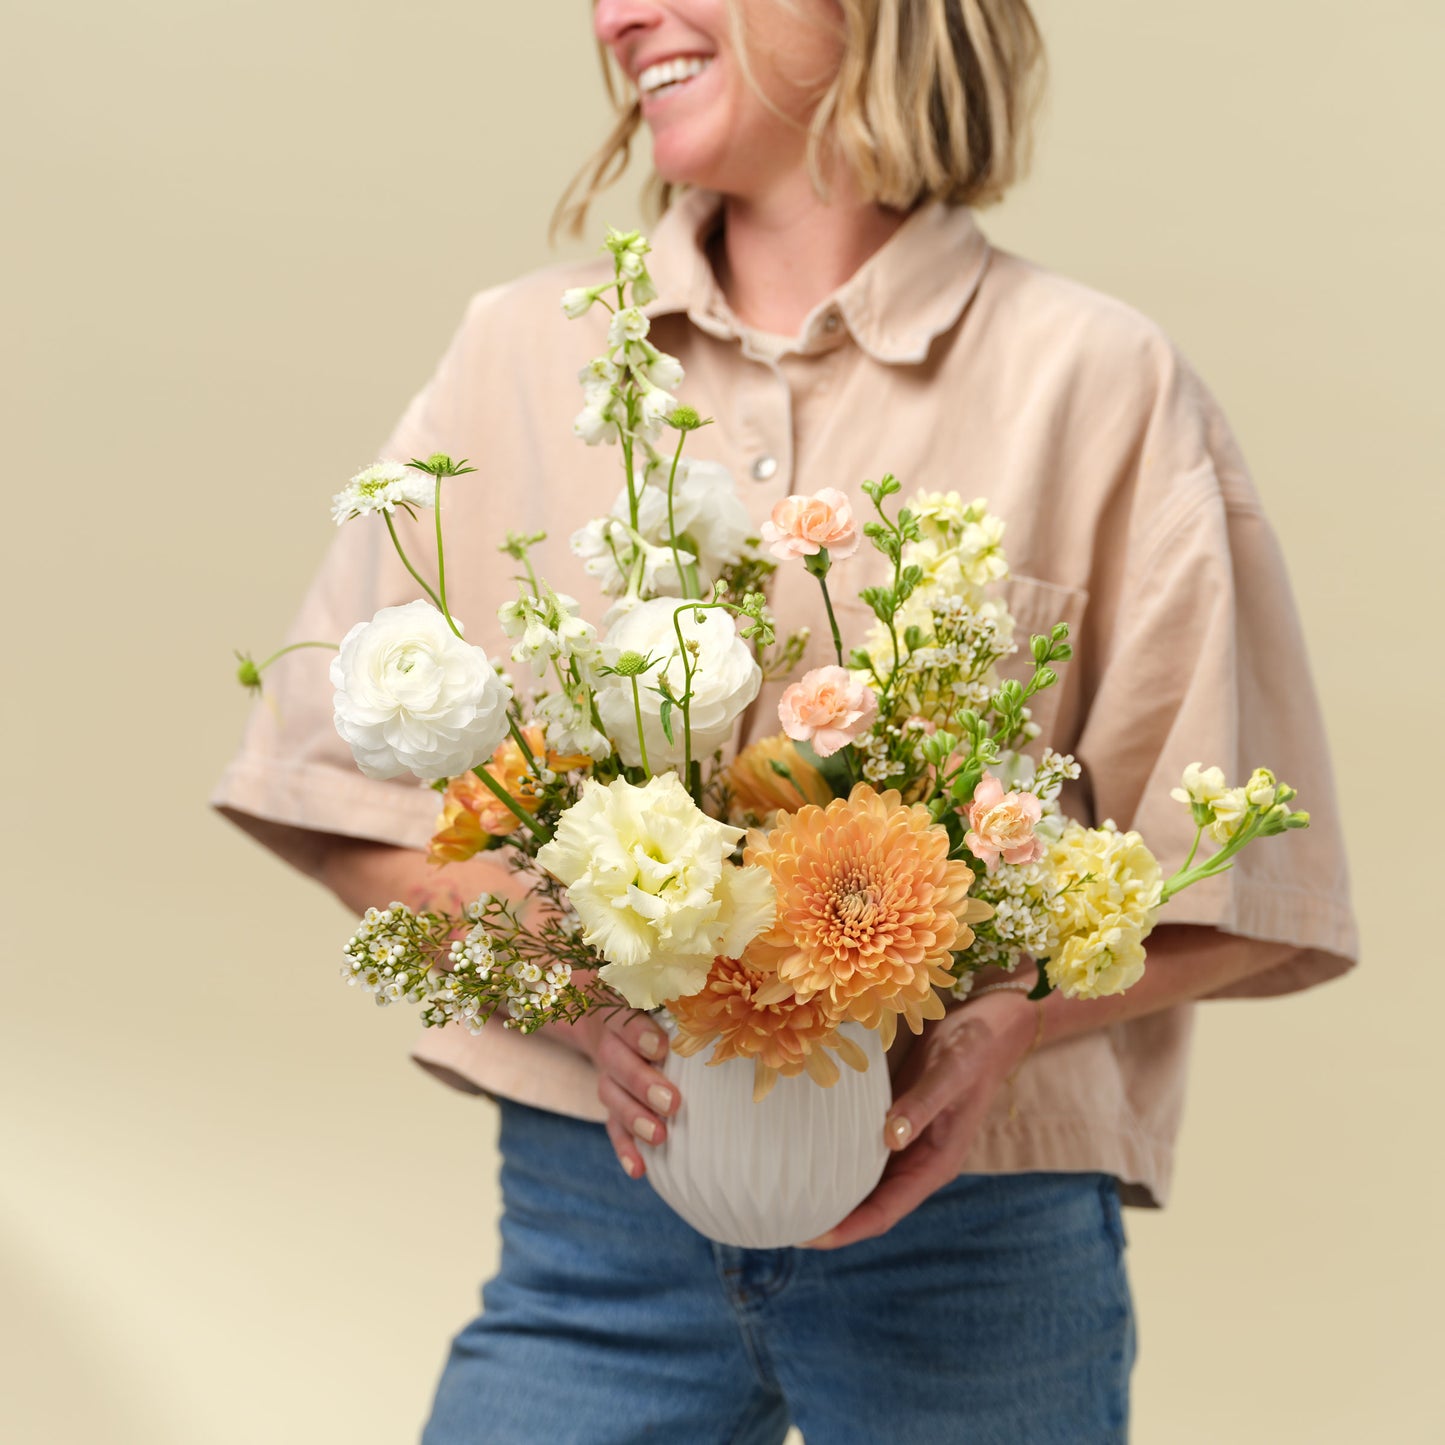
633, 1117, 658, 1143
801, 1231, 835, 1249
622, 1155, 640, 1178
639, 1031, 665, 1059
647, 1084, 675, 1114
886, 1115, 912, 1149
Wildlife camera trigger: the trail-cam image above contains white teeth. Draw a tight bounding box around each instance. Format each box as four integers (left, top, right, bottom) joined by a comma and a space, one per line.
638, 56, 711, 97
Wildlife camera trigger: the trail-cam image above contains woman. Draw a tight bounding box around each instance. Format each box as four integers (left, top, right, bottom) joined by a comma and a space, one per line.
212, 2, 1359, 1439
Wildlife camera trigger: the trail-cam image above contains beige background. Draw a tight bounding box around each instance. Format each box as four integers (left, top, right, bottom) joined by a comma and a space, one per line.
4, 1, 1440, 1440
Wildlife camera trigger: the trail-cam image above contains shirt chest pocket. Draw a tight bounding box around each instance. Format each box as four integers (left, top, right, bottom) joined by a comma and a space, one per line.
986, 572, 1090, 745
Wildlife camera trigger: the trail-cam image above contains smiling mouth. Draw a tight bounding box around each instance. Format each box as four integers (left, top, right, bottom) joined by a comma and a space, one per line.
637, 55, 713, 100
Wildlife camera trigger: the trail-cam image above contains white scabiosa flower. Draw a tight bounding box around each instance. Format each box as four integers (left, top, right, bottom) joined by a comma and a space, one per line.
330, 462, 436, 526
535, 772, 775, 1010
330, 600, 512, 780
595, 598, 761, 769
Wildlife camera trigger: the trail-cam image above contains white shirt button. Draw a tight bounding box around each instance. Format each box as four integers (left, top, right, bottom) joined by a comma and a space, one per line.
750, 455, 778, 482
822, 311, 840, 332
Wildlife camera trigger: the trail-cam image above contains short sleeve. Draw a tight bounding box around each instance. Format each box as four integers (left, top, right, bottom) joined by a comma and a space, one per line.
208, 293, 492, 878
1069, 364, 1359, 998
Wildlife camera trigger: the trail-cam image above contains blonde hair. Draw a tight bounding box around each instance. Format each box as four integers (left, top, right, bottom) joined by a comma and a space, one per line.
552, 0, 1046, 240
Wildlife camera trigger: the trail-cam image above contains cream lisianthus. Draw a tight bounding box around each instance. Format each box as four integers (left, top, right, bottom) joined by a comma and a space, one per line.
595, 598, 761, 769
330, 600, 512, 780
535, 773, 775, 1009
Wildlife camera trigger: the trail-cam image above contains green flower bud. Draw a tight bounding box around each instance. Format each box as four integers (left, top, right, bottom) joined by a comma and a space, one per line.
612, 650, 650, 677
668, 404, 704, 431
235, 654, 262, 692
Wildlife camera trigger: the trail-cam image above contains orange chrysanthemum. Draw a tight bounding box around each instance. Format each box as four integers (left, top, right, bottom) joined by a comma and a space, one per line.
724, 734, 834, 824
669, 956, 870, 1101
742, 783, 994, 1048
427, 726, 590, 865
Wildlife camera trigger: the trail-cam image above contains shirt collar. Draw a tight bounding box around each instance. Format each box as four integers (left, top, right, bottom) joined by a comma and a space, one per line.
643, 187, 992, 365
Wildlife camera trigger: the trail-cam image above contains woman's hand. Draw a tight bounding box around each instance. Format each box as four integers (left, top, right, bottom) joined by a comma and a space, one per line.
803, 991, 1038, 1249
576, 1010, 680, 1180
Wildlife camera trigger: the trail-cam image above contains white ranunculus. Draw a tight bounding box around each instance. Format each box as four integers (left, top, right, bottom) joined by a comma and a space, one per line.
330, 600, 512, 781
535, 773, 775, 1009
596, 598, 761, 769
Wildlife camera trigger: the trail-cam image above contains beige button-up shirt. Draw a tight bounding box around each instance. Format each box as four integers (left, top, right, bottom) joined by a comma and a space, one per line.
211, 188, 1359, 1207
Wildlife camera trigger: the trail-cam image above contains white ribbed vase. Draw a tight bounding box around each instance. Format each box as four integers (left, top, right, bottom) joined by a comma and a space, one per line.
644, 1019, 891, 1249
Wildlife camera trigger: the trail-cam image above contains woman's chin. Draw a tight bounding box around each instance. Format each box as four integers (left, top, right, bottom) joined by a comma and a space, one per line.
649, 137, 731, 195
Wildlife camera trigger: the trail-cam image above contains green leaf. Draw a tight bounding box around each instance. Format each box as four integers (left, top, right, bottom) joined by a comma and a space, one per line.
659, 698, 675, 745
1027, 967, 1054, 1001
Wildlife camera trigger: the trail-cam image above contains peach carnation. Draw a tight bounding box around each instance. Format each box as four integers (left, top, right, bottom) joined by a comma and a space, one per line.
742, 783, 994, 1048
760, 488, 860, 562
777, 666, 878, 758
669, 956, 869, 1101
427, 726, 589, 864
724, 734, 834, 824
963, 773, 1045, 870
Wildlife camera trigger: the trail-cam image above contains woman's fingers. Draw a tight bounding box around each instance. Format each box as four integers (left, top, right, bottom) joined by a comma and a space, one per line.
604, 1114, 645, 1179
595, 1027, 679, 1122
598, 1074, 671, 1148
615, 1011, 670, 1064
592, 1012, 681, 1177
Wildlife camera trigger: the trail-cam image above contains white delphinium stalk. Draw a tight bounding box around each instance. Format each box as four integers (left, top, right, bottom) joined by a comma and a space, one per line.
498, 587, 602, 682
331, 462, 436, 526
570, 459, 752, 602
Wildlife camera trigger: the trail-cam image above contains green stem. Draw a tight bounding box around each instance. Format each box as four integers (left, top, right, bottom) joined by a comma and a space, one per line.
257, 639, 338, 671
469, 765, 551, 845
664, 429, 695, 599
1179, 823, 1203, 876
508, 716, 540, 775
629, 675, 652, 774
384, 513, 459, 635
818, 573, 845, 667
672, 605, 698, 793
433, 475, 451, 623
521, 555, 543, 602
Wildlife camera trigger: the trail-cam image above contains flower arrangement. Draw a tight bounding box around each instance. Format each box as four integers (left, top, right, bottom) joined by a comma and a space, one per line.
237, 226, 1310, 1104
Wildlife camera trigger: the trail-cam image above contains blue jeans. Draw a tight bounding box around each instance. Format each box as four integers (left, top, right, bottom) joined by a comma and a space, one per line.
421, 1099, 1136, 1444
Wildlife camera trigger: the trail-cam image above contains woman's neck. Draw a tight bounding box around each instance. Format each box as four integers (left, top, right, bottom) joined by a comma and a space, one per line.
709, 172, 909, 336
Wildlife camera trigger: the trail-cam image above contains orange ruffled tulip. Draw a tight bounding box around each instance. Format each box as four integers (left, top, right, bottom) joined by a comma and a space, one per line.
724, 734, 834, 825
